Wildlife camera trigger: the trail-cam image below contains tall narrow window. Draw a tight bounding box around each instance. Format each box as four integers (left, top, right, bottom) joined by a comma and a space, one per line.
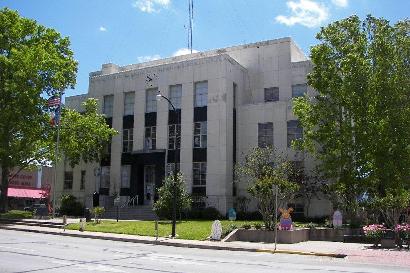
192, 162, 206, 196
287, 120, 303, 147
121, 165, 131, 188
194, 81, 208, 107
103, 95, 114, 117
144, 126, 156, 150
123, 128, 133, 153
100, 166, 110, 189
146, 88, 157, 113
168, 124, 181, 150
64, 171, 73, 190
264, 87, 279, 102
169, 84, 182, 109
166, 163, 180, 176
193, 121, 207, 148
124, 92, 135, 115
258, 122, 273, 147
292, 84, 307, 98
80, 170, 86, 190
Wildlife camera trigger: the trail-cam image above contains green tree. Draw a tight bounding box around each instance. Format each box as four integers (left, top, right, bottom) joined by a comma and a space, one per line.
0, 8, 77, 212
153, 173, 192, 220
235, 147, 298, 230
59, 98, 117, 168
293, 15, 410, 221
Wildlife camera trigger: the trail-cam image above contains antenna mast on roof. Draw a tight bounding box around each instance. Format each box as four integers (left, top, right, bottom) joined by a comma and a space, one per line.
188, 0, 193, 54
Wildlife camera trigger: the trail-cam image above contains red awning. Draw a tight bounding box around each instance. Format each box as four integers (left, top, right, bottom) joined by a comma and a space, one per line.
7, 187, 45, 199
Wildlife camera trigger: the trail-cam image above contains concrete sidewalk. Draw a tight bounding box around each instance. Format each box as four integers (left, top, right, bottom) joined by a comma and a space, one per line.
1, 221, 410, 267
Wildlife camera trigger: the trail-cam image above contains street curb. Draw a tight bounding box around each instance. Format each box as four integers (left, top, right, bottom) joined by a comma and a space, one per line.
0, 225, 346, 258
256, 249, 346, 258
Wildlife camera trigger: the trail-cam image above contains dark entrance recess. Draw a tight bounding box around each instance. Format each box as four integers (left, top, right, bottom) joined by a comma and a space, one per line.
121, 151, 165, 205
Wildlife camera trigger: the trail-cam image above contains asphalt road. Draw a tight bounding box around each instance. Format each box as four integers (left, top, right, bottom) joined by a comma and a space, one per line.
0, 229, 408, 273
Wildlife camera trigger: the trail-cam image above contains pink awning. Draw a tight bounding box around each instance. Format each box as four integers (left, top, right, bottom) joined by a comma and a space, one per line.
7, 187, 45, 199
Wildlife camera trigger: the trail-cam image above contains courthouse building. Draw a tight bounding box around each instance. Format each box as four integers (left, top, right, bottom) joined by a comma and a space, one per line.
56, 37, 331, 218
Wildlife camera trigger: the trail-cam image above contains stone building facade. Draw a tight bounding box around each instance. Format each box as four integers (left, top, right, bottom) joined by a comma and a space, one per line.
56, 37, 332, 218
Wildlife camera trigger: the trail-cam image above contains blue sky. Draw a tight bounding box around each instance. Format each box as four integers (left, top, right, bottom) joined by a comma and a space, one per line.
2, 0, 408, 96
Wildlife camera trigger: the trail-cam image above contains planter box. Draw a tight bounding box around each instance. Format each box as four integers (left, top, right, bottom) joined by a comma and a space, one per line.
223, 228, 309, 244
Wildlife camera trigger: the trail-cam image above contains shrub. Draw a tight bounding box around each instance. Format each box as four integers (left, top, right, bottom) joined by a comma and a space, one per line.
0, 210, 33, 219
59, 194, 84, 216
254, 222, 263, 230
363, 224, 386, 240
186, 207, 222, 220
92, 207, 105, 224
241, 223, 252, 229
223, 223, 237, 237
236, 211, 262, 221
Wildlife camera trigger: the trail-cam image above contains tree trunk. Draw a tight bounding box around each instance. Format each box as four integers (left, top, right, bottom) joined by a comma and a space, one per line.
0, 166, 10, 213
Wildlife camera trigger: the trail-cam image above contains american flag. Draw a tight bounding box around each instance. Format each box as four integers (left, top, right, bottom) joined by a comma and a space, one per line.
47, 96, 61, 107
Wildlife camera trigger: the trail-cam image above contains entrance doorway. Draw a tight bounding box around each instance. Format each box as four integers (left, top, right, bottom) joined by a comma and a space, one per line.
144, 165, 155, 205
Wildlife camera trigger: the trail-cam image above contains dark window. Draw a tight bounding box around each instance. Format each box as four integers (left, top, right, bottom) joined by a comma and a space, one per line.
64, 171, 73, 190
287, 120, 303, 147
168, 124, 181, 150
192, 162, 206, 196
144, 126, 156, 150
292, 84, 307, 98
264, 87, 279, 102
123, 128, 133, 153
80, 170, 86, 190
258, 122, 273, 147
194, 121, 207, 148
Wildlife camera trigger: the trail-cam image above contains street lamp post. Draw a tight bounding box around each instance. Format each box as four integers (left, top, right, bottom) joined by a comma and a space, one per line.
157, 91, 179, 238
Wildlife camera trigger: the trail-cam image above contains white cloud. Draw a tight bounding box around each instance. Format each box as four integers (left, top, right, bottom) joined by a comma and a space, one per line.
133, 0, 170, 13
172, 48, 199, 57
137, 54, 161, 63
275, 0, 329, 28
332, 0, 348, 8
99, 26, 107, 32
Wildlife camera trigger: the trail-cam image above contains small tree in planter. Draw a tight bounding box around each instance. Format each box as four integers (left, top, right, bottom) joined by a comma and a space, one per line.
395, 223, 410, 249
92, 207, 105, 224
235, 147, 299, 230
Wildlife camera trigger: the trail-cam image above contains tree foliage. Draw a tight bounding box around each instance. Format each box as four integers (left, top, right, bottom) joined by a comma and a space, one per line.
235, 147, 299, 229
153, 173, 192, 220
293, 15, 410, 221
59, 98, 117, 167
0, 8, 77, 212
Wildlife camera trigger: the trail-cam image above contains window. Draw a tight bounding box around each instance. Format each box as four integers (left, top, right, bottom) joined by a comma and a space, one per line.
166, 163, 180, 176
292, 84, 307, 98
192, 162, 206, 196
63, 171, 73, 190
194, 81, 208, 107
80, 170, 86, 190
103, 95, 114, 117
264, 87, 279, 102
123, 129, 133, 153
121, 165, 131, 188
169, 84, 182, 109
100, 166, 110, 188
194, 121, 207, 148
146, 88, 157, 113
168, 124, 181, 150
287, 120, 303, 147
144, 126, 156, 150
258, 122, 273, 147
124, 92, 135, 115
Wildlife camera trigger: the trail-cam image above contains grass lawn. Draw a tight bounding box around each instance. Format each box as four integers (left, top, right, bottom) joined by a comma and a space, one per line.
66, 220, 262, 240
0, 210, 33, 219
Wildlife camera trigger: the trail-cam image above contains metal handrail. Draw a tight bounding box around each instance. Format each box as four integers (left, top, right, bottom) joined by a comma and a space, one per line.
120, 195, 139, 208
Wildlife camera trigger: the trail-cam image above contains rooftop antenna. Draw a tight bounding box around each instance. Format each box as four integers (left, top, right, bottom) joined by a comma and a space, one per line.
188, 0, 193, 53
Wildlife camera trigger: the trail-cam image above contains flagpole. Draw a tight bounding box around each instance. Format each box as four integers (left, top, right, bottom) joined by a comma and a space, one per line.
52, 93, 62, 218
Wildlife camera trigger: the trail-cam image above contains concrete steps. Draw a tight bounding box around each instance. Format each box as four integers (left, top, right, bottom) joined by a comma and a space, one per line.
0, 219, 64, 229
103, 206, 158, 220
